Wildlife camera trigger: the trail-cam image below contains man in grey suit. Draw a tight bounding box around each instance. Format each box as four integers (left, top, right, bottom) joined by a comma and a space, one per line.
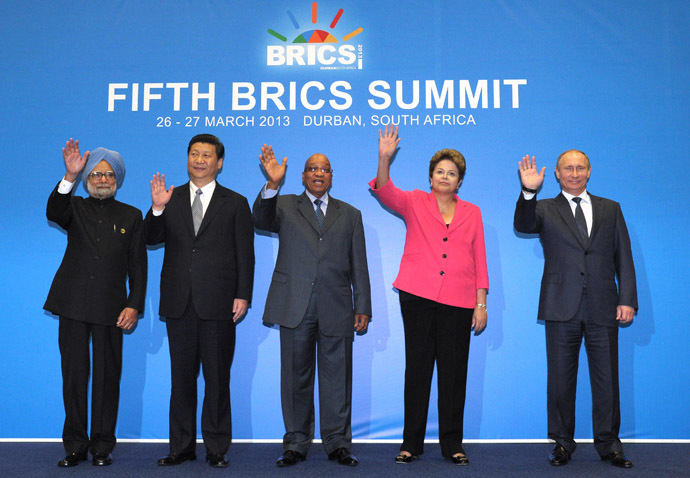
252, 145, 371, 467
514, 151, 637, 469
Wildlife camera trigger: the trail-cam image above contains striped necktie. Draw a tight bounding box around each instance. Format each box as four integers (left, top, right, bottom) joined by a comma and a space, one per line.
314, 198, 324, 231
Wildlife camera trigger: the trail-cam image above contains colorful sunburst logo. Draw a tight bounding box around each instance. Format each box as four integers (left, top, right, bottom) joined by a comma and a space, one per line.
265, 2, 364, 69
267, 2, 363, 44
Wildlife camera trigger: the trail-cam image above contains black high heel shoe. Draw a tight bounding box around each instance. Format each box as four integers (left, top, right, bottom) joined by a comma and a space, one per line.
395, 452, 419, 464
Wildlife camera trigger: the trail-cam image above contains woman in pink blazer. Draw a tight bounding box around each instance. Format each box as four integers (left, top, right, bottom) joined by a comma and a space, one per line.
369, 126, 488, 466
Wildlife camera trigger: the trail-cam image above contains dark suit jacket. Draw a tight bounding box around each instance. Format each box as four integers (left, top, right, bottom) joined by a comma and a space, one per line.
44, 182, 147, 324
145, 182, 254, 320
253, 192, 372, 337
514, 192, 637, 326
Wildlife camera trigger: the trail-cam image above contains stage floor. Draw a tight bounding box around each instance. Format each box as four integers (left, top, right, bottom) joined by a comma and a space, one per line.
1, 442, 687, 477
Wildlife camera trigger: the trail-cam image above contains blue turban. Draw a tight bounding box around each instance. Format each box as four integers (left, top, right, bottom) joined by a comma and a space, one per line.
83, 147, 126, 189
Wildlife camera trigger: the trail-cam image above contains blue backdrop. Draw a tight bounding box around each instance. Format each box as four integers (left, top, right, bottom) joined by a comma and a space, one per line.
2, 0, 688, 441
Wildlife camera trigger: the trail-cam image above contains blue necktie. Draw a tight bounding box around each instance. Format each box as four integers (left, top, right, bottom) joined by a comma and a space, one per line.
314, 199, 324, 231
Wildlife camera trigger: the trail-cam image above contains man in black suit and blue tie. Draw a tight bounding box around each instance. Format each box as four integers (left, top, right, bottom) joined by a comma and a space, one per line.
145, 134, 255, 468
514, 150, 637, 469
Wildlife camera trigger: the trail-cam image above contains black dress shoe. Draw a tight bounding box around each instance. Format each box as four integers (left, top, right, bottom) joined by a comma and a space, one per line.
549, 444, 570, 466
602, 451, 633, 468
395, 452, 418, 464
206, 453, 229, 468
450, 453, 469, 466
328, 447, 358, 466
92, 452, 113, 466
276, 450, 305, 467
57, 452, 87, 467
157, 451, 197, 466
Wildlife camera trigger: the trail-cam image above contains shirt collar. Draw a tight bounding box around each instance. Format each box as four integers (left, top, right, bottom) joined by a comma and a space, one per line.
305, 190, 329, 206
190, 180, 216, 196
562, 189, 589, 204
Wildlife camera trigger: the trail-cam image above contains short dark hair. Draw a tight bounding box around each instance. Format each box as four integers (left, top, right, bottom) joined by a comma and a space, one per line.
188, 134, 225, 159
429, 149, 466, 180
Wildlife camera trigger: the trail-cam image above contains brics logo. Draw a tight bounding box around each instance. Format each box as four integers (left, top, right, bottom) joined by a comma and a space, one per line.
266, 2, 363, 69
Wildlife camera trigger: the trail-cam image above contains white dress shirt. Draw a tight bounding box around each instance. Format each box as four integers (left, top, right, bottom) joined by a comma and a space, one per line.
561, 190, 592, 236
261, 183, 329, 216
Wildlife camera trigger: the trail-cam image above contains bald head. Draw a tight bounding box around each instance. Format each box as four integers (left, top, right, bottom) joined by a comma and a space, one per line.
302, 153, 333, 198
303, 153, 329, 170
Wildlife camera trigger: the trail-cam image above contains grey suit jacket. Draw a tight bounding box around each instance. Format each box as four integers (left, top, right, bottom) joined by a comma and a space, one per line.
514, 192, 637, 326
253, 191, 372, 337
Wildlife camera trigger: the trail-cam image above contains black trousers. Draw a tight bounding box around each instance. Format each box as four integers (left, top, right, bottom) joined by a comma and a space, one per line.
398, 291, 473, 457
59, 316, 122, 455
165, 297, 236, 456
279, 291, 353, 456
545, 289, 622, 456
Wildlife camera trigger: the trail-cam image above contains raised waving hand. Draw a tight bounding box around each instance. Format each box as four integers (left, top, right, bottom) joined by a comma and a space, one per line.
62, 138, 90, 182
378, 124, 400, 162
150, 172, 174, 211
376, 125, 400, 188
259, 144, 288, 190
518, 155, 545, 191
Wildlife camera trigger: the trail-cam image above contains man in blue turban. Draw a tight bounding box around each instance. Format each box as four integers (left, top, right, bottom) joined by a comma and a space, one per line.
82, 147, 127, 191
44, 138, 147, 468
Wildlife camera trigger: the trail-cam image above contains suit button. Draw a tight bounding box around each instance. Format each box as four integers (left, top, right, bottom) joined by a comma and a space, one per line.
442, 254, 447, 258
440, 271, 445, 276
192, 248, 197, 253
580, 272, 585, 276
319, 238, 323, 242
443, 237, 448, 242
96, 238, 101, 242
94, 256, 99, 260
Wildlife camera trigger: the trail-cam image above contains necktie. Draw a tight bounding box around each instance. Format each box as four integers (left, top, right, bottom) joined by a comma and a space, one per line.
314, 198, 324, 231
572, 197, 588, 241
192, 189, 203, 235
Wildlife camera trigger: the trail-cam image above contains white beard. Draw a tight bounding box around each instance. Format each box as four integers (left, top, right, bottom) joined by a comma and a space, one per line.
87, 182, 116, 199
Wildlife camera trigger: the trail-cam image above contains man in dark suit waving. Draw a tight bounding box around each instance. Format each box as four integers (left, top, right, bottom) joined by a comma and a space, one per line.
145, 134, 254, 468
252, 145, 371, 467
514, 151, 637, 468
45, 139, 146, 468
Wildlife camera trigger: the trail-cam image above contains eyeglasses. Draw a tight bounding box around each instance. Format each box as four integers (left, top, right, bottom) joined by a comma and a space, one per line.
305, 167, 333, 174
88, 171, 116, 181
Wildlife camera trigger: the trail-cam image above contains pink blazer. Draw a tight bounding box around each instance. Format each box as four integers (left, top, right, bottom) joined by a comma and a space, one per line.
369, 178, 488, 308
